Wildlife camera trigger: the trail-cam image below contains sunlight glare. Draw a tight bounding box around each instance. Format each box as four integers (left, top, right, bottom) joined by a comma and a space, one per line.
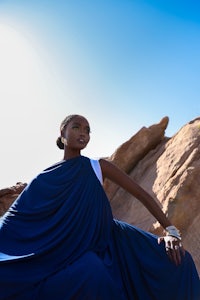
0, 24, 42, 98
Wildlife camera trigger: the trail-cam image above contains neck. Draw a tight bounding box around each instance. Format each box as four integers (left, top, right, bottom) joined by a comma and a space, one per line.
63, 149, 81, 160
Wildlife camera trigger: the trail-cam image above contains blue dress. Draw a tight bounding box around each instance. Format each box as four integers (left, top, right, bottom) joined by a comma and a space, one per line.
0, 156, 199, 299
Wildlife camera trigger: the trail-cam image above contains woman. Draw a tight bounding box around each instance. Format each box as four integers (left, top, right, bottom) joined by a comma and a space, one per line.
0, 114, 199, 300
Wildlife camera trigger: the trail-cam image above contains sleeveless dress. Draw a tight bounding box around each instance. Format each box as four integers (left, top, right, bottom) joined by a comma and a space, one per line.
0, 156, 199, 300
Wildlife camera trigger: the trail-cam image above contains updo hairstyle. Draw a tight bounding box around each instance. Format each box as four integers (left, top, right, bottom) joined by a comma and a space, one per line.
56, 114, 81, 149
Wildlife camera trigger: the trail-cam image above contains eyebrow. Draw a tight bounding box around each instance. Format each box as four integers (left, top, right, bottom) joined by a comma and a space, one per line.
72, 122, 90, 130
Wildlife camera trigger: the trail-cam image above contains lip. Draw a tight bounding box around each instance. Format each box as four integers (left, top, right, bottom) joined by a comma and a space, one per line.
77, 138, 85, 144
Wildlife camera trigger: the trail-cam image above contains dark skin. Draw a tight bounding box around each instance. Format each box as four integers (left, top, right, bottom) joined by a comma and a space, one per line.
61, 115, 185, 265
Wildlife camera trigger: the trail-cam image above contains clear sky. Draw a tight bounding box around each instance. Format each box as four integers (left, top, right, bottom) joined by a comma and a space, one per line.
0, 0, 200, 188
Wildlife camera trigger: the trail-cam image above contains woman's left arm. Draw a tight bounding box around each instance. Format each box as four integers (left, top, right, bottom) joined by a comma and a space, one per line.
99, 158, 185, 265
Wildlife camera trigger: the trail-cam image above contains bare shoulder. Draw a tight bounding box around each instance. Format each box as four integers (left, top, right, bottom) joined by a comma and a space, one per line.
99, 158, 142, 196
99, 158, 112, 171
99, 158, 118, 178
99, 158, 130, 186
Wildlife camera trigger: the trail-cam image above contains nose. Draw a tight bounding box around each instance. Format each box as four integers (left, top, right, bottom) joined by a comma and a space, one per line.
79, 129, 86, 137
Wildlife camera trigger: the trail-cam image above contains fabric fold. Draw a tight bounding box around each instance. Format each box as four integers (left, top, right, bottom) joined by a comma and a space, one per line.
0, 156, 199, 299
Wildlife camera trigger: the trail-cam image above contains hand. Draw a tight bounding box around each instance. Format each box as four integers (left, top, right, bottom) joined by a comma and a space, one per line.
158, 235, 185, 265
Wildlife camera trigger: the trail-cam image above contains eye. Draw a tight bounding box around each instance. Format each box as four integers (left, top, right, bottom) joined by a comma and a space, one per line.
72, 125, 79, 130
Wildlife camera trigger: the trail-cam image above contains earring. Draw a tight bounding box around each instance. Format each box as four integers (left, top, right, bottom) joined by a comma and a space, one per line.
61, 137, 66, 144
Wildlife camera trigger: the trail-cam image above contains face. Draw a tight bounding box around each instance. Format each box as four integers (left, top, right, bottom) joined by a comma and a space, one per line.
62, 116, 90, 151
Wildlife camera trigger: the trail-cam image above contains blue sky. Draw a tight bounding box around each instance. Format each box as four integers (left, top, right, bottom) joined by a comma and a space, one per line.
0, 0, 200, 188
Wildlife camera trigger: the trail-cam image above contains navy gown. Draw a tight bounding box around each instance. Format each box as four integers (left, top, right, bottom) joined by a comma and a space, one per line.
0, 156, 199, 299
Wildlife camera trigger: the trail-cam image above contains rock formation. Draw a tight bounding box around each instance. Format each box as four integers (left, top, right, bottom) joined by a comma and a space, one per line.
0, 182, 27, 216
105, 116, 200, 275
0, 116, 199, 275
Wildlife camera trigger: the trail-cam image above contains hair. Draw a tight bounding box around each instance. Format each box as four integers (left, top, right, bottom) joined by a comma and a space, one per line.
56, 114, 83, 149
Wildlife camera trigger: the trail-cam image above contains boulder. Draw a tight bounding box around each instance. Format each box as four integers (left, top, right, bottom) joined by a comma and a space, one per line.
105, 117, 200, 275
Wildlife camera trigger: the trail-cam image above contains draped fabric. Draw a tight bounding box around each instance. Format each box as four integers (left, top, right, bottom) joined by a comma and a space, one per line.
0, 156, 199, 299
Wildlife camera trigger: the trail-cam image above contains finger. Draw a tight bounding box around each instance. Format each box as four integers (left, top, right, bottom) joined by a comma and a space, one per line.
166, 247, 179, 265
160, 236, 184, 265
174, 245, 182, 265
179, 243, 185, 256
165, 239, 174, 260
170, 243, 185, 265
165, 247, 174, 263
165, 241, 182, 265
158, 237, 164, 244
